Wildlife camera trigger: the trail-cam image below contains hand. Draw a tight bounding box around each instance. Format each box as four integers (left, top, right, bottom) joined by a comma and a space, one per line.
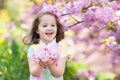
39, 61, 48, 69
39, 59, 54, 68
46, 59, 54, 67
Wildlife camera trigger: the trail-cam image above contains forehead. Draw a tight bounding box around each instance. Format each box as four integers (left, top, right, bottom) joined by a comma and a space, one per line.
38, 14, 56, 23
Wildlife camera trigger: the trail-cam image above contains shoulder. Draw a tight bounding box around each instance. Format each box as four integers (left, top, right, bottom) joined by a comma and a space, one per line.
27, 44, 39, 57
27, 45, 34, 57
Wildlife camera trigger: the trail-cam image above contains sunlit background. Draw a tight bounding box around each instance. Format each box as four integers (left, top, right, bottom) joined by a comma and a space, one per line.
0, 0, 120, 80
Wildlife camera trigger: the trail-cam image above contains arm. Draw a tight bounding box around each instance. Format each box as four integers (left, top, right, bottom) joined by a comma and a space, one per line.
47, 56, 67, 77
28, 58, 43, 77
27, 46, 43, 77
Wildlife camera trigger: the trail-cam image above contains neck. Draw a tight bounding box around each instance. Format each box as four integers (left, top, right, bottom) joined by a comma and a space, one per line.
41, 40, 50, 45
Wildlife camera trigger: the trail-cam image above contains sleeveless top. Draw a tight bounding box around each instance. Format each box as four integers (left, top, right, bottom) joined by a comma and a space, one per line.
27, 39, 68, 80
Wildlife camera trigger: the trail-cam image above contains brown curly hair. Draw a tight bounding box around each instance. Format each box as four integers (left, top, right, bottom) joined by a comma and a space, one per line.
23, 11, 64, 45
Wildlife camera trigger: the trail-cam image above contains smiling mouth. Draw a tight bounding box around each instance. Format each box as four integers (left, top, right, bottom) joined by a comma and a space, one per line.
46, 32, 53, 35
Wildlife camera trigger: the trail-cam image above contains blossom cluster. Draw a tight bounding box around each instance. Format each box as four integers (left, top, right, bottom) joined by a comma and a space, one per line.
32, 47, 59, 68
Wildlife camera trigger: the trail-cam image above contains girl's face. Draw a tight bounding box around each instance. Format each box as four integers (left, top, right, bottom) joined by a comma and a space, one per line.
37, 14, 57, 44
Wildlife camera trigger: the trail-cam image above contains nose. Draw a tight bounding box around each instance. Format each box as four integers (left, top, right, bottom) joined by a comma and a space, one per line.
47, 26, 52, 30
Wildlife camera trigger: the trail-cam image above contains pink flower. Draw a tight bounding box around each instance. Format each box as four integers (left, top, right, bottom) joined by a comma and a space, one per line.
37, 47, 50, 62
32, 47, 60, 67
48, 49, 60, 66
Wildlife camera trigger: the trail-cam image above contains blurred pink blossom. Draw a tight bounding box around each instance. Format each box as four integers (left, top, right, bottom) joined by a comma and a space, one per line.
78, 70, 96, 80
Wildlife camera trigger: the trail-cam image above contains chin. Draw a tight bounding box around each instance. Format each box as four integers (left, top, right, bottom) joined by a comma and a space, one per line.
46, 39, 53, 42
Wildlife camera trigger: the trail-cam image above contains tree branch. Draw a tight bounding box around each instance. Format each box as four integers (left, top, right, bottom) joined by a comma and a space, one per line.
68, 21, 83, 28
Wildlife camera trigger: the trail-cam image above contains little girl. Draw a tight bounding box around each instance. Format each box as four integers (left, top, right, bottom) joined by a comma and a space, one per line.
23, 11, 67, 80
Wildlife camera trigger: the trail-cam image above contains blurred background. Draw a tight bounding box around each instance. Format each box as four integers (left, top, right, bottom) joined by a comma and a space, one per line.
0, 0, 120, 80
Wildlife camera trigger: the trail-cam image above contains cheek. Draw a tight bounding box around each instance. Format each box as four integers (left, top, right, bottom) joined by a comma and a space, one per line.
55, 26, 57, 32
37, 27, 43, 33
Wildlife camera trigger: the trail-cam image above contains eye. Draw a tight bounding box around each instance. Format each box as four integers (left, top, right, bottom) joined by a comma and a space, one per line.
43, 25, 47, 27
51, 24, 55, 27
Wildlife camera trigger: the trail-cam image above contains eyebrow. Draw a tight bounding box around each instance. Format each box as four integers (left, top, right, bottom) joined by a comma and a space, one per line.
41, 23, 48, 25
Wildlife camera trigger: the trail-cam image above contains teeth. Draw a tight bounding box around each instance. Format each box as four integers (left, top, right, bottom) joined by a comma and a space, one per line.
46, 33, 52, 35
